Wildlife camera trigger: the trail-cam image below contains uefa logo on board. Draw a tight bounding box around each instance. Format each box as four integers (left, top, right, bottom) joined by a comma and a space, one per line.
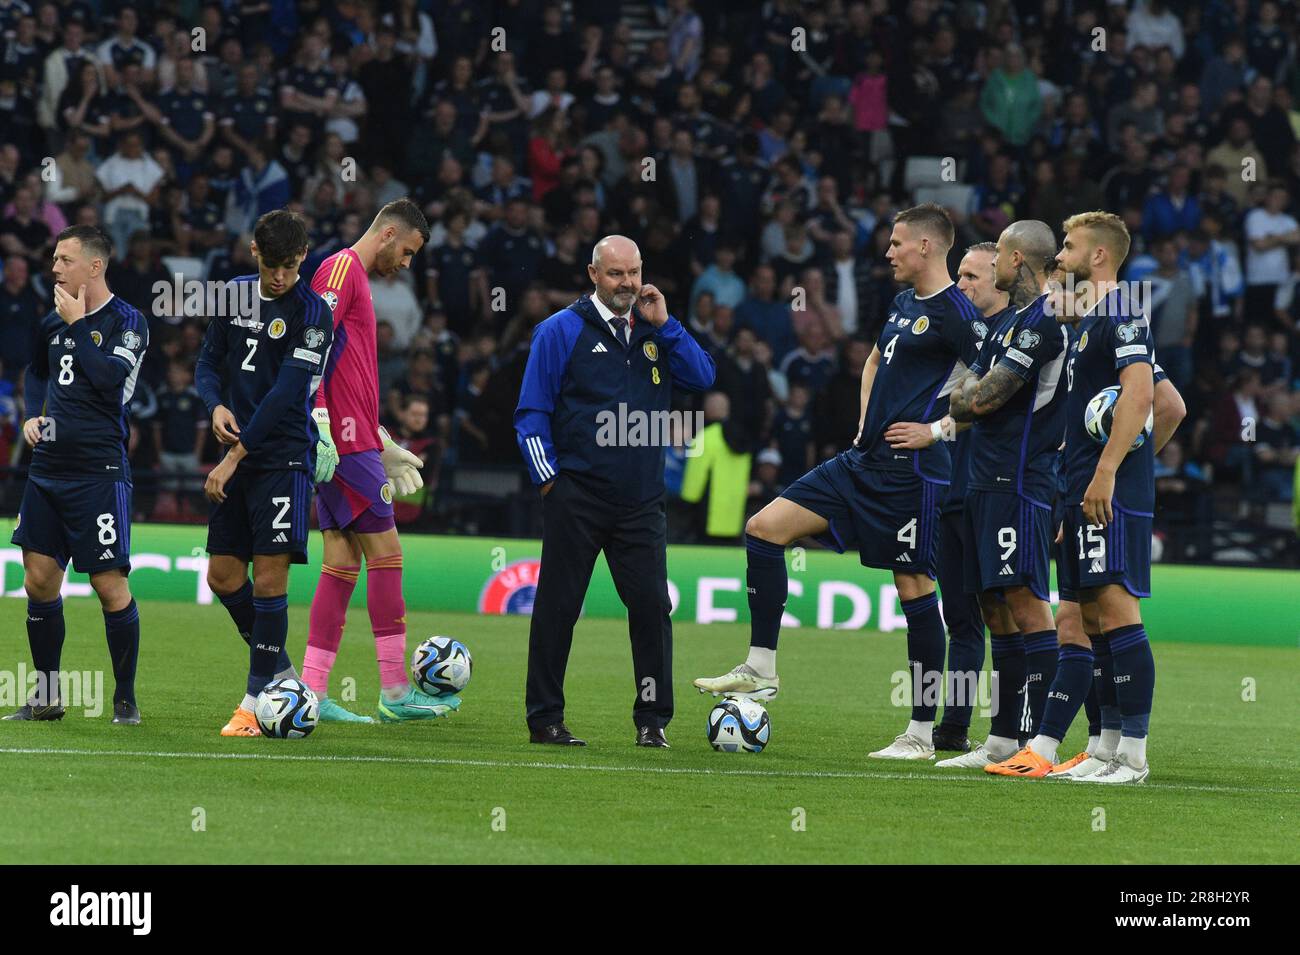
478, 559, 543, 615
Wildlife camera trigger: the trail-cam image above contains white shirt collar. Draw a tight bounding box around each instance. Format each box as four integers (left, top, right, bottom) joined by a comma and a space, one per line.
591, 292, 632, 339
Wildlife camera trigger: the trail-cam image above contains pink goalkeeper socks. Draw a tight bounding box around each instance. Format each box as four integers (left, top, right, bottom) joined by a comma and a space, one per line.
367, 555, 409, 690
303, 564, 359, 696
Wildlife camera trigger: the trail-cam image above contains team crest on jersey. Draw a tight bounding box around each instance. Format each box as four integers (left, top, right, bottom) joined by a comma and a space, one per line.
322, 290, 338, 311
1015, 328, 1041, 350
268, 318, 287, 339
912, 315, 930, 334
1116, 321, 1142, 343
302, 326, 326, 348
642, 341, 658, 362
380, 481, 393, 504
1078, 330, 1089, 352
122, 330, 142, 350
90, 331, 102, 346
972, 320, 989, 341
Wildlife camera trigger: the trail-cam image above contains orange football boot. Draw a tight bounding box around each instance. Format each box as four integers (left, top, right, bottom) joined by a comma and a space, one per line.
984, 746, 1053, 777
220, 707, 261, 737
1049, 751, 1091, 775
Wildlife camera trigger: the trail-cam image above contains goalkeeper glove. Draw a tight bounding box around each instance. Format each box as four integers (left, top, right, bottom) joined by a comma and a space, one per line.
311, 407, 340, 484
378, 425, 424, 496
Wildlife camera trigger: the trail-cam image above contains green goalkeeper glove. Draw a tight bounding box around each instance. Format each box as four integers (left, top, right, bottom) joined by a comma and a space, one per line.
312, 407, 340, 484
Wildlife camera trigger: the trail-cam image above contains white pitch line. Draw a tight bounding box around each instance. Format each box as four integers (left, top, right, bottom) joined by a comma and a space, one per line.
0, 746, 1293, 796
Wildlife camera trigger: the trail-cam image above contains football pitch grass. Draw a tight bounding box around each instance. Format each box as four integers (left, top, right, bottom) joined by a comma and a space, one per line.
1, 599, 1296, 864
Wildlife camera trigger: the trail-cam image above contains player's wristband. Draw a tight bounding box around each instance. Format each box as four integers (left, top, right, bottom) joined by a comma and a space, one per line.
930, 421, 944, 444
312, 407, 333, 443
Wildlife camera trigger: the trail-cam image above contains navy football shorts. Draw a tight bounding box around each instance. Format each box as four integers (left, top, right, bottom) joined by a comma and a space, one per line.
1058, 503, 1152, 599
1052, 493, 1075, 603
781, 451, 943, 575
963, 489, 1052, 600
207, 468, 313, 564
12, 475, 133, 575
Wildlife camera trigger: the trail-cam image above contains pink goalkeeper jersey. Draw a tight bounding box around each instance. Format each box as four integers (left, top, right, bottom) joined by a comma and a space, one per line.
312, 248, 383, 455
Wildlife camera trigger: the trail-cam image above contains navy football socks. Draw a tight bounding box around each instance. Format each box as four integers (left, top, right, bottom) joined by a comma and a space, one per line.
1037, 643, 1094, 743
103, 599, 140, 706
1107, 624, 1155, 740
940, 603, 985, 730
222, 580, 292, 672
27, 597, 66, 706
248, 595, 289, 698
1091, 632, 1122, 733
1023, 629, 1058, 735
989, 631, 1025, 741
745, 535, 787, 651
901, 593, 945, 722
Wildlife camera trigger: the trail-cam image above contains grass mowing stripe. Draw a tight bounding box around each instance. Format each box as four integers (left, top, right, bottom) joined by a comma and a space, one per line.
3, 746, 1295, 796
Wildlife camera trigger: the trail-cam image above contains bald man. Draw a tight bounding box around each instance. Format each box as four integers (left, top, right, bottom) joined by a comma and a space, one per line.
946, 219, 1072, 771
514, 235, 715, 747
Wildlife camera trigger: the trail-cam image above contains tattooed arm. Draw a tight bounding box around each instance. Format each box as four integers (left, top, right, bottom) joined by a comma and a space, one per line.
947, 369, 981, 421
949, 365, 1027, 422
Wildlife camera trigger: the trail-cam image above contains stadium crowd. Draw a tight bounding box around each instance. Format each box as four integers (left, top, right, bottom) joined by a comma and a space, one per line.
0, 0, 1297, 564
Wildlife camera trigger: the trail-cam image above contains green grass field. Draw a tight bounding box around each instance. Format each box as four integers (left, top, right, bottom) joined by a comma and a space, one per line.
0, 599, 1296, 864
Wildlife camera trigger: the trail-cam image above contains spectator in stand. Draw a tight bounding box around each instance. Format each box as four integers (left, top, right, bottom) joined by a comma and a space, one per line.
1143, 163, 1201, 240
979, 44, 1041, 147
690, 241, 744, 311
0, 256, 41, 381
528, 106, 571, 202
1148, 236, 1198, 390
1243, 182, 1300, 328
734, 263, 794, 364
153, 359, 207, 516
1253, 392, 1300, 501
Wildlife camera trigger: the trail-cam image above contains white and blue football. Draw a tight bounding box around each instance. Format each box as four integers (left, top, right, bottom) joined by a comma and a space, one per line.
1083, 385, 1153, 451
412, 636, 472, 696
707, 697, 771, 753
255, 678, 319, 739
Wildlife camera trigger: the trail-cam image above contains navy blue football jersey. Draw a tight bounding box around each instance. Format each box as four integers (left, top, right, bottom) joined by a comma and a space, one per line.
1062, 286, 1155, 511
196, 276, 332, 472
944, 304, 1009, 512
854, 283, 981, 481
967, 293, 1070, 506
28, 295, 149, 482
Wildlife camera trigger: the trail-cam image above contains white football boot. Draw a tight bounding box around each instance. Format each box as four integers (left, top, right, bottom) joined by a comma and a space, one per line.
1072, 752, 1149, 784
1047, 754, 1109, 779
935, 742, 997, 768
693, 664, 780, 701
868, 733, 935, 760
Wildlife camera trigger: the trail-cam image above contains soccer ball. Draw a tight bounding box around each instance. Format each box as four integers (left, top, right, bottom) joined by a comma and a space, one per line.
255, 678, 319, 739
1083, 385, 1153, 451
707, 697, 771, 753
411, 636, 472, 696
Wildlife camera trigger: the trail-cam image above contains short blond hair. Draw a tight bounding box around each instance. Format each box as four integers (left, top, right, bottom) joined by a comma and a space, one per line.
1061, 211, 1131, 267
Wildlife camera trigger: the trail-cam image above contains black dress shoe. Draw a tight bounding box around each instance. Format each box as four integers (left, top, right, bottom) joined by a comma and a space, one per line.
636, 726, 670, 748
932, 725, 971, 753
112, 701, 141, 725
529, 722, 586, 745
3, 702, 65, 721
